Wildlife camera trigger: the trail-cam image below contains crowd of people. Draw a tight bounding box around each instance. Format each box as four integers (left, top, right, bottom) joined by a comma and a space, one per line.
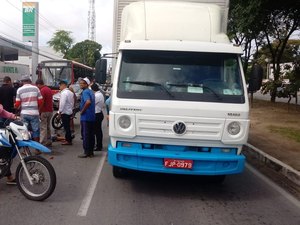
0, 75, 107, 163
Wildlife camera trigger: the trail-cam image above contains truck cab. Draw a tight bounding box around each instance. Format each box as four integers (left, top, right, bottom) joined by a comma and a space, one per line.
107, 1, 250, 180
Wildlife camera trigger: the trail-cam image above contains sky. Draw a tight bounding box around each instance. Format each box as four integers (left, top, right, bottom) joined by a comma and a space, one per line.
0, 0, 114, 56
2, 0, 298, 58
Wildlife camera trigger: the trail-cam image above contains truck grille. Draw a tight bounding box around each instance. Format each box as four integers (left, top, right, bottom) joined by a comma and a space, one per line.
136, 115, 224, 140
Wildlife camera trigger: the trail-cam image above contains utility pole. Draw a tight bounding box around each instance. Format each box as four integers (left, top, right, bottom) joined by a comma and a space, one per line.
22, 2, 39, 82
88, 0, 96, 41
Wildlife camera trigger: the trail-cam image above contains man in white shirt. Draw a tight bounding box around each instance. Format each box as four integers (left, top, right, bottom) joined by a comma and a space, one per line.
58, 80, 74, 145
91, 83, 105, 151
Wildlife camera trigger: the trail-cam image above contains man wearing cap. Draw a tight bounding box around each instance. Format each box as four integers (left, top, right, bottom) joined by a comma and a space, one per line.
58, 80, 74, 145
15, 75, 43, 143
78, 77, 95, 158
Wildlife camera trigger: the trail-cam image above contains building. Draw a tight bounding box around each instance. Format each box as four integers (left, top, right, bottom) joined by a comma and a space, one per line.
0, 35, 63, 82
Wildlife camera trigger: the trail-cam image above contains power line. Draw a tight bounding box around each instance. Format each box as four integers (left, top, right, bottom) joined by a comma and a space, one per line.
0, 17, 20, 34
5, 0, 20, 12
0, 19, 57, 57
5, 0, 58, 35
0, 33, 62, 60
2, 0, 63, 59
38, 12, 61, 31
19, 0, 61, 31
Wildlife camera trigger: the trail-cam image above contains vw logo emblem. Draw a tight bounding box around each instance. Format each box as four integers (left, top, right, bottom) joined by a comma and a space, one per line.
173, 121, 186, 135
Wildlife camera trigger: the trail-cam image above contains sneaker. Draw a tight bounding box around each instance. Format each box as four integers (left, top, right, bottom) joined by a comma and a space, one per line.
6, 179, 17, 185
94, 147, 102, 151
78, 153, 88, 158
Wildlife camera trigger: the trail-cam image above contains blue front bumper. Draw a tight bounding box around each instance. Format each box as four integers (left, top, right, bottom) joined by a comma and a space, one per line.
108, 142, 245, 175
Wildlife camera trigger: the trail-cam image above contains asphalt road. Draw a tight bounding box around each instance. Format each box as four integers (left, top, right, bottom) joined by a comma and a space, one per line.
0, 120, 299, 225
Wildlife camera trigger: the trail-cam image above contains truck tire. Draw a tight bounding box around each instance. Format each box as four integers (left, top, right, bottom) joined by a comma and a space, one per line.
112, 166, 128, 178
211, 175, 226, 184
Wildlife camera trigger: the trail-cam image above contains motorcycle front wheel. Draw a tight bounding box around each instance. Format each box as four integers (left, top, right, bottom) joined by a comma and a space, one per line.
16, 156, 56, 201
51, 112, 63, 130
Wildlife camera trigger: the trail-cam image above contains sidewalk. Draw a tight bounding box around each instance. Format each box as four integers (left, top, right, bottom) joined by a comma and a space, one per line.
243, 143, 300, 186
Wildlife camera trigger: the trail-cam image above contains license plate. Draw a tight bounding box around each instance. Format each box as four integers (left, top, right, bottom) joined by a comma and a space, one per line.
164, 158, 193, 169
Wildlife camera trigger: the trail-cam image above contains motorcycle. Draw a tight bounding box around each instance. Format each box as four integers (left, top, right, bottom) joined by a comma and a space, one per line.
51, 84, 81, 130
51, 108, 80, 130
0, 119, 56, 201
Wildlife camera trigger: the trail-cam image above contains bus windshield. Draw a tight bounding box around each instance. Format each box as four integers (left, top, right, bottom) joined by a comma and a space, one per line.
39, 60, 94, 89
41, 66, 72, 88
117, 50, 245, 103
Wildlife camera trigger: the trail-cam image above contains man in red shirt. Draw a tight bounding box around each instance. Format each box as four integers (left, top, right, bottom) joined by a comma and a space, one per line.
36, 79, 53, 146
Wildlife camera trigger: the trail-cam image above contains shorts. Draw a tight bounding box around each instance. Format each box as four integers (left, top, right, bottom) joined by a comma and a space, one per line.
21, 114, 40, 138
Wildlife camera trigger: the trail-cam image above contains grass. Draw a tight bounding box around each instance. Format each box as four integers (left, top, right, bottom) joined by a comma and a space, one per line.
268, 125, 300, 143
252, 99, 300, 111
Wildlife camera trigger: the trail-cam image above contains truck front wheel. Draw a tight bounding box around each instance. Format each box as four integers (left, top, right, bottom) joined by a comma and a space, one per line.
211, 175, 226, 184
112, 166, 128, 178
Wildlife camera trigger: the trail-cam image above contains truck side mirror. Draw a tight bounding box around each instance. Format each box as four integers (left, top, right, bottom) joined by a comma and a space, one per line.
95, 59, 107, 84
248, 64, 263, 92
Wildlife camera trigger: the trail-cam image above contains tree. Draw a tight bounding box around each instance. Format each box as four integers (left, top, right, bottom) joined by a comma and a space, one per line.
254, 39, 300, 76
285, 55, 300, 105
47, 30, 74, 58
281, 39, 300, 62
68, 40, 102, 67
254, 40, 300, 104
260, 1, 300, 102
229, 0, 300, 102
228, 0, 264, 75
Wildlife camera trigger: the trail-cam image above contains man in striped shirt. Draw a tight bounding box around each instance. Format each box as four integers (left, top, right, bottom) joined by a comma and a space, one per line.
15, 75, 43, 143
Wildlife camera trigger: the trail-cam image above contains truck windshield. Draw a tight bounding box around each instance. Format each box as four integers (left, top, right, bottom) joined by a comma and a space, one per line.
117, 50, 245, 103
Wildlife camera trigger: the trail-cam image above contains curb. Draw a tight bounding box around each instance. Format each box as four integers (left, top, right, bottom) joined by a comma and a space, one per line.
243, 143, 300, 186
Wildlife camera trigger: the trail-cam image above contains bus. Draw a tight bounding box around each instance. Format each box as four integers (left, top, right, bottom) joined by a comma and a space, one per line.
37, 60, 94, 90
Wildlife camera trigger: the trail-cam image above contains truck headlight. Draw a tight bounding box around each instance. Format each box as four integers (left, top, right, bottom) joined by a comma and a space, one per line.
118, 115, 131, 129
227, 121, 241, 135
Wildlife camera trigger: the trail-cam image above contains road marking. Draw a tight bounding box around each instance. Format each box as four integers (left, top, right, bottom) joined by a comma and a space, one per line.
77, 152, 107, 217
246, 163, 300, 209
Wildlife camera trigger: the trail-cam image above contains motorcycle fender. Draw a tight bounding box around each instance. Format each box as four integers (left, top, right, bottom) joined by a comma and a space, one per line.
17, 140, 51, 153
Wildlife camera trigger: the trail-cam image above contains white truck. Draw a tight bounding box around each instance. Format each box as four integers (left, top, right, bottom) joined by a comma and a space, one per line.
96, 0, 262, 180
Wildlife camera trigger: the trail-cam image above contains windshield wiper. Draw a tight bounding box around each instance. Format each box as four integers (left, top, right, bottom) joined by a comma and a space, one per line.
167, 83, 222, 100
123, 81, 174, 98
46, 68, 56, 86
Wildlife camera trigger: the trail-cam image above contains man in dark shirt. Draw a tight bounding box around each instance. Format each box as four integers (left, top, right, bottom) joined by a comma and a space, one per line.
0, 76, 16, 113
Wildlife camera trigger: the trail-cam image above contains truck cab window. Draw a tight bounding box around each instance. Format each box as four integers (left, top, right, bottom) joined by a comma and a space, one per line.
117, 50, 245, 103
